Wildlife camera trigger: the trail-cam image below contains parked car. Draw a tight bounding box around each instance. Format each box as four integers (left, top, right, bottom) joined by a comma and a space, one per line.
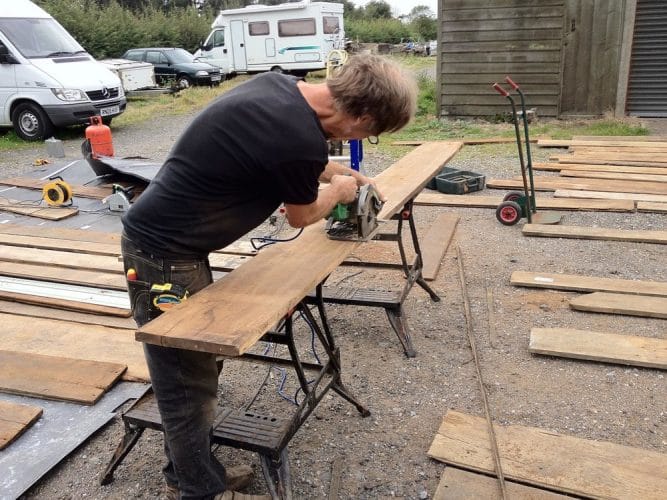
121, 47, 223, 88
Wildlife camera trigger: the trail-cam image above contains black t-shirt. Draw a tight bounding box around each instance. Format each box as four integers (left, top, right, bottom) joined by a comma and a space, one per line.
122, 73, 327, 258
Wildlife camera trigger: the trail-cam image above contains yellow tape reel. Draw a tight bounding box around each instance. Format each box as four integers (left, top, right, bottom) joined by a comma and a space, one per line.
42, 179, 73, 206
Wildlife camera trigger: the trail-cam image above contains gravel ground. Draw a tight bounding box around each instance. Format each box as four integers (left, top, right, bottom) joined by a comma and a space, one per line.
1, 104, 666, 500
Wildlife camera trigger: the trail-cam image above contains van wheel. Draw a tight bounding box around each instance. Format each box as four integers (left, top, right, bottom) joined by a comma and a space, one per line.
270, 66, 284, 74
12, 102, 55, 141
177, 75, 192, 88
102, 117, 113, 126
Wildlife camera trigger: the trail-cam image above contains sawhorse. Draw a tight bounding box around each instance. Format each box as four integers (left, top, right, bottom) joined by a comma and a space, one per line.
308, 197, 439, 358
100, 285, 369, 499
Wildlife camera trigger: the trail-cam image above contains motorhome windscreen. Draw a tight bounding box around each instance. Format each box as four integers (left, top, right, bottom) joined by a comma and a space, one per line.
0, 18, 85, 58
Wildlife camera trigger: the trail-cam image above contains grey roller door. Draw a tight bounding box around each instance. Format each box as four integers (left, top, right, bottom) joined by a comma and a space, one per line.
627, 0, 667, 117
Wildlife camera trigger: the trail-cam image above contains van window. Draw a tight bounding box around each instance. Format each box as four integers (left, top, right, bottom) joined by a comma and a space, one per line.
249, 22, 269, 36
0, 18, 84, 58
323, 16, 340, 35
210, 29, 225, 48
278, 18, 316, 37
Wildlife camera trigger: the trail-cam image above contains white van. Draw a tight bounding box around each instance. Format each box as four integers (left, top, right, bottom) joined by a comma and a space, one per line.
0, 0, 126, 141
194, 1, 344, 76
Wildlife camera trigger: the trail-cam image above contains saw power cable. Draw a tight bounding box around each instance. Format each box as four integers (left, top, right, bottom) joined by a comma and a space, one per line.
456, 244, 508, 500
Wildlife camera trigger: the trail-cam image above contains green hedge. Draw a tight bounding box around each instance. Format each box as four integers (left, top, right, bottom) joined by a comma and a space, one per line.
36, 0, 212, 58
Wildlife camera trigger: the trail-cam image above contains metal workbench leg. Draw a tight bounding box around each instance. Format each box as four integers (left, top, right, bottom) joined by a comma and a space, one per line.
260, 449, 293, 500
385, 306, 416, 358
99, 423, 146, 485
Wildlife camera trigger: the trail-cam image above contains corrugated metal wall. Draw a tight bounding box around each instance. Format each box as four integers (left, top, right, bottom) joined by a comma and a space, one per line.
438, 0, 565, 118
626, 0, 667, 117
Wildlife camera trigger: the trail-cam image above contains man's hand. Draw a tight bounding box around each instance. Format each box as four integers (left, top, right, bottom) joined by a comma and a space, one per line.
352, 172, 386, 202
330, 174, 358, 204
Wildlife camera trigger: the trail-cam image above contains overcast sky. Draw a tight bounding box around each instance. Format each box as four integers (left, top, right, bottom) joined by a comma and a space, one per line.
353, 0, 438, 18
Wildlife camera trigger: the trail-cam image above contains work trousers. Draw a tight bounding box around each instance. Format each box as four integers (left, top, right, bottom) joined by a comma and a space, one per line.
121, 233, 227, 500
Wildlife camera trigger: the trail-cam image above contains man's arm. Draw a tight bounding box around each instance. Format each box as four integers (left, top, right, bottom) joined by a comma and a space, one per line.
284, 174, 358, 228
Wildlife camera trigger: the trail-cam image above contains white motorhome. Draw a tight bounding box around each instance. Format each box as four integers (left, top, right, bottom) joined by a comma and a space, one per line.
0, 0, 126, 141
194, 1, 344, 76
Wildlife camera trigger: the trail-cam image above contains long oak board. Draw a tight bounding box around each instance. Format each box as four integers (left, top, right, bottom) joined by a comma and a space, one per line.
0, 313, 148, 381
560, 170, 667, 183
510, 271, 667, 297
487, 177, 667, 195
414, 192, 635, 212
0, 198, 78, 220
522, 223, 667, 244
0, 400, 42, 450
553, 189, 667, 203
534, 162, 667, 174
421, 213, 458, 281
137, 142, 463, 355
570, 292, 667, 319
529, 328, 667, 370
428, 410, 667, 499
0, 350, 126, 404
537, 139, 667, 148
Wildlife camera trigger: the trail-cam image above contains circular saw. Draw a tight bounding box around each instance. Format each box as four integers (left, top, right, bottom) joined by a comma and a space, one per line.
325, 184, 384, 241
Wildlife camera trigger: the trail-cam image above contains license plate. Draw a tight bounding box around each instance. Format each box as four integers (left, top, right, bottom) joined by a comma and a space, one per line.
211, 74, 221, 82
100, 105, 120, 116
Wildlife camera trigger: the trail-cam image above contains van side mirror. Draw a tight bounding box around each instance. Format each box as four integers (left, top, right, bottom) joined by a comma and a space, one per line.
0, 44, 19, 64
201, 41, 213, 52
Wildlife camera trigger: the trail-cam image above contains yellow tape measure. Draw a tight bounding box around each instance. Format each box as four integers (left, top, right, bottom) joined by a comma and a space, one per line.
42, 178, 73, 206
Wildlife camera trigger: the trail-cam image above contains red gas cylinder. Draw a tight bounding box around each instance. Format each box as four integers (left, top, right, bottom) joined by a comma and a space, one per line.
85, 116, 114, 158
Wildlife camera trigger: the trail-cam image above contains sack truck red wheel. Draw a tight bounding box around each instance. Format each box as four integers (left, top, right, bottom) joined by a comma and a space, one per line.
496, 201, 522, 226
503, 191, 524, 202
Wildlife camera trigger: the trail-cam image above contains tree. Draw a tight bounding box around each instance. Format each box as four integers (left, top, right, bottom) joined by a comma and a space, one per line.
363, 0, 392, 19
408, 5, 434, 21
408, 5, 437, 41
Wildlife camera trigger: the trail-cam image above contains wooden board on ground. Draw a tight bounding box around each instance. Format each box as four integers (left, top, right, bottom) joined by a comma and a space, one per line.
553, 189, 667, 203
570, 292, 667, 319
0, 290, 131, 317
137, 142, 463, 355
0, 245, 123, 273
0, 400, 42, 450
522, 223, 667, 244
487, 176, 667, 195
0, 313, 148, 381
534, 162, 667, 174
637, 201, 667, 213
433, 467, 569, 500
551, 153, 667, 164
414, 192, 634, 212
573, 135, 667, 142
391, 137, 534, 146
537, 139, 667, 148
0, 198, 78, 220
0, 261, 126, 291
0, 350, 126, 404
428, 410, 667, 499
0, 177, 113, 199
529, 328, 667, 370
0, 300, 135, 329
510, 271, 667, 297
421, 213, 458, 281
560, 170, 667, 183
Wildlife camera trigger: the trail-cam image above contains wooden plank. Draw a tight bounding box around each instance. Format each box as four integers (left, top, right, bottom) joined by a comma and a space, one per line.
552, 153, 667, 163
391, 137, 541, 147
573, 146, 667, 154
0, 313, 148, 381
560, 170, 667, 183
0, 233, 120, 256
551, 156, 667, 167
414, 192, 635, 212
553, 189, 667, 203
421, 214, 458, 281
0, 400, 42, 450
522, 223, 667, 244
0, 290, 131, 317
0, 300, 136, 329
427, 411, 667, 499
0, 198, 78, 220
637, 201, 667, 213
510, 271, 667, 297
535, 162, 667, 174
487, 177, 667, 195
433, 467, 569, 500
0, 261, 126, 291
573, 135, 667, 142
570, 292, 667, 319
137, 142, 463, 355
538, 139, 667, 148
0, 177, 113, 199
529, 328, 667, 369
0, 350, 126, 404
